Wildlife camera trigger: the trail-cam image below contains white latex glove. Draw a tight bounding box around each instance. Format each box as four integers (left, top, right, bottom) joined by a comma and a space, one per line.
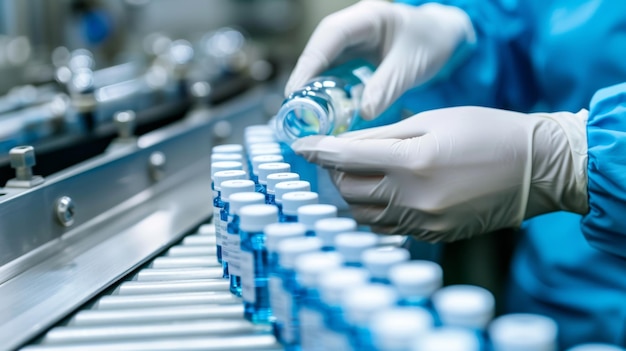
285, 1, 475, 120
292, 107, 589, 242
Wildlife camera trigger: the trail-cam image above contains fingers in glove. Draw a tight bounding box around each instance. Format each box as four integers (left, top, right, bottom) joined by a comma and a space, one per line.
330, 171, 391, 205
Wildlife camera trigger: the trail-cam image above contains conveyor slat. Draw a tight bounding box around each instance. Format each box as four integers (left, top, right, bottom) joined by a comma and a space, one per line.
95, 292, 239, 310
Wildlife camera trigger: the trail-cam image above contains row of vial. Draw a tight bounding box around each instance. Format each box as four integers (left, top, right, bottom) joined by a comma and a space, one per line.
207, 125, 622, 351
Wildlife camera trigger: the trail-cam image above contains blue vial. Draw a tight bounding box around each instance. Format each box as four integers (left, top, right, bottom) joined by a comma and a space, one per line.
227, 192, 266, 297
276, 237, 323, 349
281, 191, 319, 223
250, 154, 283, 185
431, 285, 495, 349
211, 161, 244, 263
388, 261, 443, 309
265, 223, 307, 342
341, 284, 398, 351
413, 328, 481, 351
219, 179, 256, 278
274, 180, 311, 217
334, 232, 379, 267
369, 308, 434, 351
294, 252, 344, 351
296, 204, 337, 236
361, 247, 410, 284
239, 204, 279, 324
314, 217, 357, 251
489, 314, 558, 351
266, 172, 300, 205
257, 162, 291, 199
318, 268, 371, 351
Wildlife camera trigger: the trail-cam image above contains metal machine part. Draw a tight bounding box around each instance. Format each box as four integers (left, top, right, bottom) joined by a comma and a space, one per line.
5, 145, 44, 188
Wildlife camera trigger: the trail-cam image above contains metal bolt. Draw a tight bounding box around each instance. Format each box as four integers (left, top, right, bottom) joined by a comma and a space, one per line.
10, 146, 36, 180
114, 110, 136, 139
149, 151, 166, 182
55, 196, 75, 227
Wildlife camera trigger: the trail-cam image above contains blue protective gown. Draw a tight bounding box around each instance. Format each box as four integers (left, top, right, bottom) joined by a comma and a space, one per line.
393, 0, 626, 348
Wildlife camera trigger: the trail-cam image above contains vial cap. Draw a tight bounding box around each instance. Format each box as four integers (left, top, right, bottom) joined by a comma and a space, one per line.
282, 191, 319, 216
245, 135, 277, 147
264, 222, 307, 252
239, 204, 278, 232
297, 204, 338, 231
211, 161, 242, 179
212, 144, 243, 155
197, 224, 215, 235
489, 314, 558, 351
266, 172, 300, 194
251, 154, 283, 175
213, 170, 247, 191
211, 153, 243, 163
274, 181, 311, 203
370, 308, 434, 351
362, 247, 410, 280
389, 260, 443, 299
412, 328, 481, 351
314, 217, 357, 247
295, 252, 343, 288
567, 345, 624, 351
229, 192, 266, 215
220, 179, 255, 202
249, 142, 281, 151
342, 284, 398, 326
277, 237, 323, 268
258, 162, 291, 185
432, 285, 495, 330
249, 147, 282, 158
319, 267, 370, 305
334, 231, 379, 264
245, 124, 274, 136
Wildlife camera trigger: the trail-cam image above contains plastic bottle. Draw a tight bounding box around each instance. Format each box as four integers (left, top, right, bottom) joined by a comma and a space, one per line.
295, 252, 344, 351
219, 179, 255, 278
318, 268, 370, 351
266, 172, 300, 205
489, 313, 558, 351
276, 237, 323, 349
265, 223, 307, 342
250, 154, 284, 184
388, 261, 443, 313
314, 217, 357, 251
334, 232, 379, 267
370, 308, 434, 351
432, 285, 495, 348
412, 328, 481, 351
297, 204, 338, 236
211, 161, 243, 263
281, 191, 319, 223
227, 192, 266, 297
567, 345, 624, 351
239, 204, 278, 323
361, 247, 410, 284
274, 180, 311, 217
257, 162, 291, 198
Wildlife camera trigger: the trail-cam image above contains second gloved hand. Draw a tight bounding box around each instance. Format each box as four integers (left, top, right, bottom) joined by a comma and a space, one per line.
292, 107, 589, 242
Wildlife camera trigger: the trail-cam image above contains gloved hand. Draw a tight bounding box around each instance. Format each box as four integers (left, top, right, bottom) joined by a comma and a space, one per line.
285, 1, 475, 120
292, 107, 589, 242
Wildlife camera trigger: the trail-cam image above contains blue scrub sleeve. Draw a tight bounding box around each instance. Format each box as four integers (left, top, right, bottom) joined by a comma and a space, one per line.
581, 83, 626, 258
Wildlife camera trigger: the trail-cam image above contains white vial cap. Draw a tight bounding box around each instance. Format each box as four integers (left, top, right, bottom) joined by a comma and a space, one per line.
265, 222, 307, 252
389, 260, 443, 299
249, 142, 281, 151
319, 267, 370, 305
245, 124, 274, 136
342, 284, 398, 326
249, 147, 282, 158
412, 328, 481, 351
229, 192, 266, 215
198, 224, 215, 235
258, 162, 291, 185
267, 172, 300, 194
432, 285, 495, 330
277, 237, 323, 269
213, 170, 248, 191
211, 161, 243, 179
489, 314, 558, 351
245, 135, 277, 147
251, 154, 284, 175
297, 204, 338, 231
362, 247, 410, 280
370, 308, 434, 351
315, 217, 357, 247
282, 191, 319, 216
567, 345, 624, 351
274, 180, 311, 204
212, 144, 243, 155
239, 204, 278, 232
295, 252, 343, 288
334, 231, 380, 264
220, 180, 255, 202
211, 153, 243, 163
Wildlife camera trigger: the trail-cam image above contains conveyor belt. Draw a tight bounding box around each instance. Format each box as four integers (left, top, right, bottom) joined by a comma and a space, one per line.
20, 222, 282, 351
